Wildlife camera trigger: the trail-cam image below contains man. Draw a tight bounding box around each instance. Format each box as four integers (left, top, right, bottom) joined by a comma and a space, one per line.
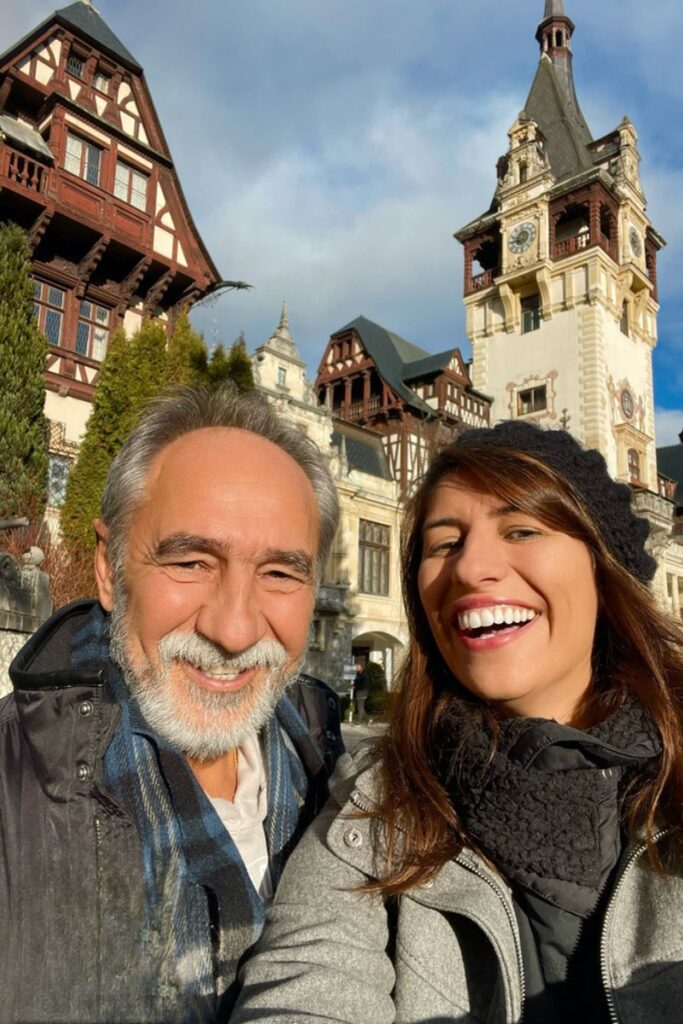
353, 657, 369, 722
0, 385, 342, 1024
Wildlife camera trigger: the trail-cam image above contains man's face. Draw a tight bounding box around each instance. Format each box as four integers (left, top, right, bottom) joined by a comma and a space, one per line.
96, 427, 320, 758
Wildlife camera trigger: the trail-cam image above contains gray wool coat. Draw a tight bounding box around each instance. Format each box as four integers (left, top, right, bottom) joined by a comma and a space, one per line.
232, 752, 683, 1024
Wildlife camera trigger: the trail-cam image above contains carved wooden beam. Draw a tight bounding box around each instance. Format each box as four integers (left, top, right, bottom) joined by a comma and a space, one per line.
77, 235, 110, 286
143, 269, 175, 316
116, 255, 151, 310
27, 208, 54, 250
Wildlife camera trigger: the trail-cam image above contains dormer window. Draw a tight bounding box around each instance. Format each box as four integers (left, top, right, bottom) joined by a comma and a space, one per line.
66, 53, 85, 79
94, 72, 110, 95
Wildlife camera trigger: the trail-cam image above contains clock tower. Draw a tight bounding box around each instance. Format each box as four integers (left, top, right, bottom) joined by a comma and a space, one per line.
455, 0, 665, 493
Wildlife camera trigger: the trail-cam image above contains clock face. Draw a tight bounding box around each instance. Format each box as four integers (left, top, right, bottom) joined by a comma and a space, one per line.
621, 389, 634, 420
508, 221, 537, 254
629, 226, 642, 258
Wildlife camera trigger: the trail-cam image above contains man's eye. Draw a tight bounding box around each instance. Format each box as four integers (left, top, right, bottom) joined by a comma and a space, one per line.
167, 560, 207, 572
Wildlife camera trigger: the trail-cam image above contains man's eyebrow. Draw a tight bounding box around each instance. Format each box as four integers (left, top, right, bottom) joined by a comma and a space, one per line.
261, 548, 315, 579
423, 505, 519, 532
152, 535, 315, 578
153, 534, 226, 560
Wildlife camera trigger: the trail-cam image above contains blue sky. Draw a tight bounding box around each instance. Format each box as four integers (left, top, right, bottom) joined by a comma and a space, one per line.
5, 0, 682, 443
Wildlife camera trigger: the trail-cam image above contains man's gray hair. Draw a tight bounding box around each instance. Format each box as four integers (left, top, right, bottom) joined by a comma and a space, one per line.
101, 384, 339, 578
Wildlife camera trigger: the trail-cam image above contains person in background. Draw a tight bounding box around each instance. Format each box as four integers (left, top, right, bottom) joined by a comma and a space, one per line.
353, 656, 369, 722
232, 420, 683, 1024
0, 384, 343, 1024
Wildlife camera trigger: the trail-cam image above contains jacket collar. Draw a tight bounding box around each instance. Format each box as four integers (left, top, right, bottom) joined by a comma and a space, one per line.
9, 600, 119, 800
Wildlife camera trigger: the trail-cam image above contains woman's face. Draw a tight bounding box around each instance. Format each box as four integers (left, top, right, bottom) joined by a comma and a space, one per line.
418, 479, 599, 723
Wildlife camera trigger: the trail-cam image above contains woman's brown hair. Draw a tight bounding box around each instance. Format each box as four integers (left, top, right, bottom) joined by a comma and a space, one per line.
367, 441, 683, 895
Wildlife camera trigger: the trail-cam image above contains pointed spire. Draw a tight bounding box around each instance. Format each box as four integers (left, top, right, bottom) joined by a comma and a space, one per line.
536, 0, 574, 54
543, 0, 565, 17
278, 300, 290, 336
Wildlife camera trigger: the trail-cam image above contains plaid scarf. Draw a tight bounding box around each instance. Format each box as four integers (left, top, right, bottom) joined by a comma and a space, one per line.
72, 603, 312, 1023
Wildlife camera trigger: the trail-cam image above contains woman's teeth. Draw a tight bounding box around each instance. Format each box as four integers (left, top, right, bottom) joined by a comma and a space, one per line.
457, 605, 537, 632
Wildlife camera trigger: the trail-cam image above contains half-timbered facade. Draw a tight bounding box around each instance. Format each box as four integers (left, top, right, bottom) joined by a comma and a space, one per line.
316, 315, 490, 491
0, 0, 220, 493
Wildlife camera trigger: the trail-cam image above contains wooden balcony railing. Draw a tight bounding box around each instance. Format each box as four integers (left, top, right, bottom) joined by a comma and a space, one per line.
468, 268, 496, 294
1, 144, 48, 195
552, 231, 617, 263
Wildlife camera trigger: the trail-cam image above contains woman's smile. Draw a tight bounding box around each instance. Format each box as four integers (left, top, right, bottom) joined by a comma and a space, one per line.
419, 480, 599, 722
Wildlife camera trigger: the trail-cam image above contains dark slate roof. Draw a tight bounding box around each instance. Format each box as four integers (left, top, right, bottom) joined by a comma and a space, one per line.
332, 424, 393, 481
334, 315, 433, 414
543, 0, 566, 16
403, 349, 459, 382
657, 444, 683, 506
0, 3, 141, 73
523, 54, 593, 182
56, 2, 141, 70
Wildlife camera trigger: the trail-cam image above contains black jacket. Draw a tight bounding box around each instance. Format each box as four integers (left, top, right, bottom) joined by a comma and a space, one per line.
0, 600, 342, 1024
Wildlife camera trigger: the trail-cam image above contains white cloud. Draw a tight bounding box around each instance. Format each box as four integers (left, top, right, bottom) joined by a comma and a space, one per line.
656, 408, 683, 447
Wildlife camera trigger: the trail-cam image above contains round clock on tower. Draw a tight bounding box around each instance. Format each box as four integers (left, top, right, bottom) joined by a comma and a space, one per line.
508, 221, 537, 254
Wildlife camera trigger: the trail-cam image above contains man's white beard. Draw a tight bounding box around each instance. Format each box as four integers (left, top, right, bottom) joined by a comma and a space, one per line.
109, 584, 300, 760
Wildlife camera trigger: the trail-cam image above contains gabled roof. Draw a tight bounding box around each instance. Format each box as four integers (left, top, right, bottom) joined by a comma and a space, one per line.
0, 2, 142, 73
333, 315, 433, 413
55, 2, 141, 71
657, 443, 683, 506
403, 349, 461, 382
524, 54, 593, 182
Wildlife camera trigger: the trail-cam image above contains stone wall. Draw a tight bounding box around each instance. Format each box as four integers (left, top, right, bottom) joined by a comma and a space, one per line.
0, 548, 52, 696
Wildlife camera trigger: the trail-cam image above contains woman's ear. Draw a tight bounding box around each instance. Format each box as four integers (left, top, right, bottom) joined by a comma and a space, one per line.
93, 519, 114, 611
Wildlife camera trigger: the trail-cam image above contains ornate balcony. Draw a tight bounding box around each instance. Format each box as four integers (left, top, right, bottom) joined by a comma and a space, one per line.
0, 143, 49, 196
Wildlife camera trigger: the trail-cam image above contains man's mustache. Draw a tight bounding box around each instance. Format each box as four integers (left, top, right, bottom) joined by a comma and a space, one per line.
157, 632, 288, 676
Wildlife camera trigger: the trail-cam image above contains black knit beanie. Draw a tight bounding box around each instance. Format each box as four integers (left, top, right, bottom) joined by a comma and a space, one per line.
455, 420, 657, 584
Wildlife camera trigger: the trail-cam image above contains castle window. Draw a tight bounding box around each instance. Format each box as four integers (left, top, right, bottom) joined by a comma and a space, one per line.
76, 301, 110, 361
277, 366, 287, 386
66, 53, 84, 79
521, 293, 541, 333
33, 281, 65, 346
620, 301, 629, 336
359, 520, 390, 596
114, 161, 148, 211
517, 385, 547, 417
555, 31, 563, 47
94, 72, 110, 95
628, 448, 641, 484
47, 454, 71, 507
65, 132, 101, 186
519, 162, 528, 184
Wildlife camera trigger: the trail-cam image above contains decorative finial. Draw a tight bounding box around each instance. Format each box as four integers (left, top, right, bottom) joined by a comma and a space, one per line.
278, 300, 289, 334
543, 0, 566, 17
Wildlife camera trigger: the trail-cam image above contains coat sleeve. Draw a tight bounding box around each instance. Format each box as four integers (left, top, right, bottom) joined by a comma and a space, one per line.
231, 803, 396, 1023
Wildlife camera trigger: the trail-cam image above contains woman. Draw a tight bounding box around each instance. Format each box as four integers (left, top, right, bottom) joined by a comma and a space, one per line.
233, 421, 683, 1024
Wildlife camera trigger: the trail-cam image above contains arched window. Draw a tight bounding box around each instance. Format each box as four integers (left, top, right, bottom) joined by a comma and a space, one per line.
628, 448, 641, 484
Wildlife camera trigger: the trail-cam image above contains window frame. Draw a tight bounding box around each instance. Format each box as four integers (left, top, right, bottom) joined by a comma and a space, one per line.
33, 281, 66, 347
76, 299, 111, 362
64, 131, 102, 187
358, 519, 390, 597
47, 453, 72, 507
113, 159, 149, 211
521, 293, 541, 334
517, 384, 547, 417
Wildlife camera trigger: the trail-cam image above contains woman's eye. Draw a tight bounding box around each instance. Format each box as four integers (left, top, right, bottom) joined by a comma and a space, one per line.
429, 538, 463, 555
505, 527, 542, 541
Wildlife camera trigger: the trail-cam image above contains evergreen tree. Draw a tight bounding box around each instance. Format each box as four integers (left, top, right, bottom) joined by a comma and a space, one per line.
225, 332, 255, 392
207, 344, 230, 385
60, 320, 169, 556
0, 222, 49, 522
167, 309, 208, 385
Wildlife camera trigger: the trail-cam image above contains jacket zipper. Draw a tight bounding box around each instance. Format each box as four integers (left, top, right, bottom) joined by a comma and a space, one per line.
94, 815, 104, 1017
349, 789, 526, 1023
454, 853, 526, 1024
599, 830, 668, 1024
